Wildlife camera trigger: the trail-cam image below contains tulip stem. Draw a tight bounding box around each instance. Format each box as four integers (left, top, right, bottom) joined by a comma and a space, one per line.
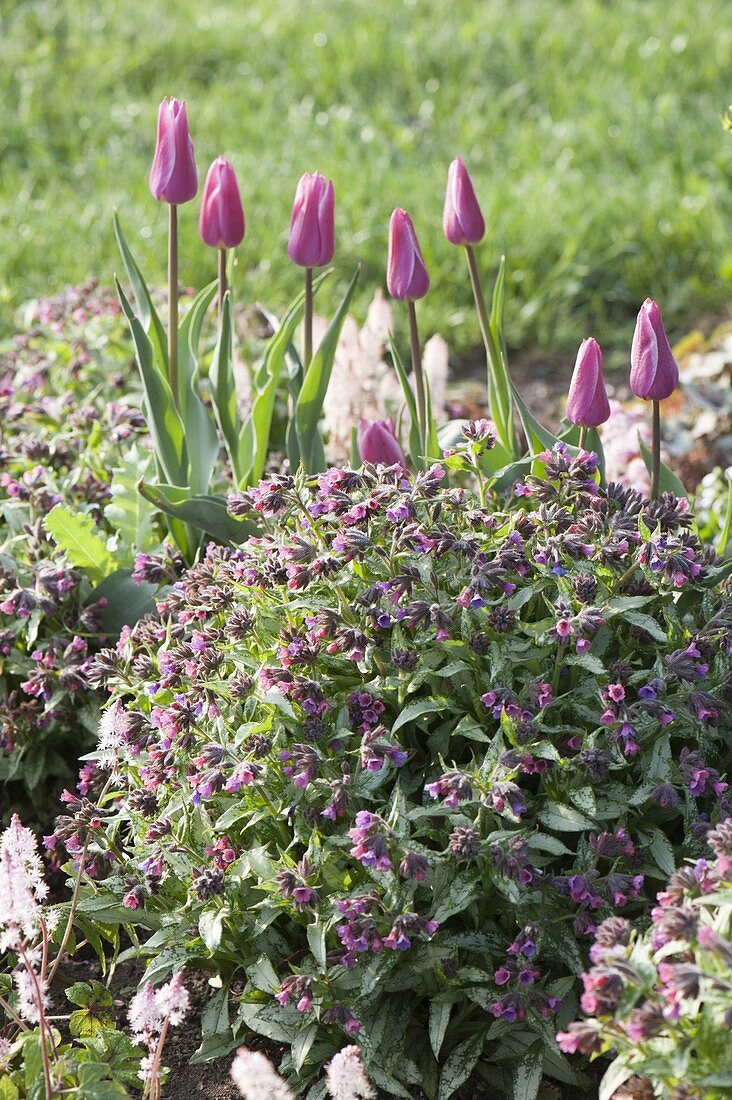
168, 203, 179, 409
578, 426, 588, 451
465, 244, 515, 455
304, 266, 313, 372
407, 299, 427, 460
651, 400, 661, 500
218, 248, 227, 317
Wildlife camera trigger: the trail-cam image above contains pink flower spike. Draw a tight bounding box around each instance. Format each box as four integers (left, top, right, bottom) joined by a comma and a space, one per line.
199, 157, 245, 249
357, 419, 407, 467
287, 172, 335, 268
387, 209, 430, 301
565, 338, 611, 428
443, 157, 485, 246
149, 98, 198, 205
629, 298, 679, 401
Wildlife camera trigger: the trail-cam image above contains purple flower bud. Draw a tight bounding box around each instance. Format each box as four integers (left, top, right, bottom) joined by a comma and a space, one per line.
357, 418, 407, 467
630, 299, 679, 401
443, 157, 485, 246
199, 157, 245, 249
287, 172, 335, 268
565, 338, 611, 428
387, 208, 430, 301
149, 98, 197, 205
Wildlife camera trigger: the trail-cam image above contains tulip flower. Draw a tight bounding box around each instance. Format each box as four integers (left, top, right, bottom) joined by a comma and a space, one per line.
358, 418, 407, 467
443, 158, 515, 456
566, 338, 611, 447
443, 157, 485, 246
387, 209, 430, 460
200, 157, 245, 314
287, 173, 335, 371
149, 97, 198, 410
630, 299, 679, 499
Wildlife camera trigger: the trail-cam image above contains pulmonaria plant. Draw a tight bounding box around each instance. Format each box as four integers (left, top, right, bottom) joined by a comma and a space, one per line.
65, 453, 731, 1100
558, 818, 732, 1100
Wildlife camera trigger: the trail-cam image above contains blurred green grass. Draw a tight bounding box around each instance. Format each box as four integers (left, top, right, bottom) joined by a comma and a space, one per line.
0, 0, 730, 360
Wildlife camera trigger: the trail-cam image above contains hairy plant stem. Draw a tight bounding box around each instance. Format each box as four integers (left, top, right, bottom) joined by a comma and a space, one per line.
407, 299, 427, 461
168, 203, 179, 409
651, 399, 661, 499
217, 247, 227, 318
304, 266, 313, 372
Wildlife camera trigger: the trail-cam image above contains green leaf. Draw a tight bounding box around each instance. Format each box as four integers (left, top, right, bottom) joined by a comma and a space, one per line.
511, 1040, 544, 1100
114, 211, 167, 369
486, 254, 516, 456
306, 920, 327, 968
639, 435, 689, 499
622, 610, 667, 642
389, 334, 422, 468
716, 473, 732, 557
177, 281, 220, 495
116, 278, 188, 487
438, 1034, 484, 1100
199, 906, 226, 952
104, 444, 157, 552
44, 505, 116, 584
642, 825, 677, 876
392, 698, 444, 733
295, 267, 360, 472
137, 482, 257, 545
539, 802, 595, 831
292, 1023, 318, 1073
88, 569, 157, 634
0, 1078, 19, 1100
429, 1000, 452, 1059
209, 293, 243, 482
599, 1056, 634, 1100
201, 985, 230, 1038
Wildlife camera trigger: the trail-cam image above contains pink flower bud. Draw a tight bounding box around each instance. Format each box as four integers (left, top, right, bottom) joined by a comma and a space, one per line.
565, 338, 611, 428
199, 157, 245, 249
149, 98, 197, 205
630, 299, 679, 401
443, 157, 485, 246
387, 209, 430, 301
287, 172, 335, 267
357, 419, 407, 467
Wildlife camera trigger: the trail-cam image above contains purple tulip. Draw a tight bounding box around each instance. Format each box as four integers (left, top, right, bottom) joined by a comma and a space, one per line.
358, 419, 407, 467
387, 209, 430, 301
287, 172, 335, 268
149, 98, 198, 205
630, 299, 679, 401
443, 157, 485, 246
565, 338, 611, 428
199, 158, 245, 249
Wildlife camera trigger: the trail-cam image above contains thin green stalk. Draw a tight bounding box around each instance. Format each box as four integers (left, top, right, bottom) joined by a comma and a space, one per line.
407, 299, 426, 460
303, 265, 313, 372
578, 426, 588, 451
217, 247, 227, 318
168, 203, 179, 409
651, 399, 661, 500
464, 245, 514, 454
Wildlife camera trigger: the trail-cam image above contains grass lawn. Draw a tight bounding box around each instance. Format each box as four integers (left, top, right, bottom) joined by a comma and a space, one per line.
1, 0, 731, 360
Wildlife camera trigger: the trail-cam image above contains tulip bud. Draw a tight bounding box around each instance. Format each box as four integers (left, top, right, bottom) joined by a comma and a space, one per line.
287, 173, 335, 268
630, 299, 679, 401
387, 209, 430, 301
149, 98, 198, 205
357, 418, 407, 467
565, 338, 611, 428
199, 157, 245, 249
443, 157, 485, 246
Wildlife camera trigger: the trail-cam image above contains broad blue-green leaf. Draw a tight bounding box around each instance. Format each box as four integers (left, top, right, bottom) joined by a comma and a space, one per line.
639, 435, 689, 499
178, 280, 220, 494
88, 570, 157, 634
539, 802, 595, 831
209, 292, 243, 482
511, 1040, 543, 1100
44, 505, 116, 584
137, 481, 257, 546
438, 1034, 484, 1100
117, 278, 188, 486
113, 211, 167, 370
429, 1000, 452, 1059
104, 444, 157, 552
295, 267, 360, 472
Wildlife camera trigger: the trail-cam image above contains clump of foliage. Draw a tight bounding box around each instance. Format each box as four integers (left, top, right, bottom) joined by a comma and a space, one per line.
0, 284, 166, 820
55, 444, 731, 1099
558, 817, 732, 1100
